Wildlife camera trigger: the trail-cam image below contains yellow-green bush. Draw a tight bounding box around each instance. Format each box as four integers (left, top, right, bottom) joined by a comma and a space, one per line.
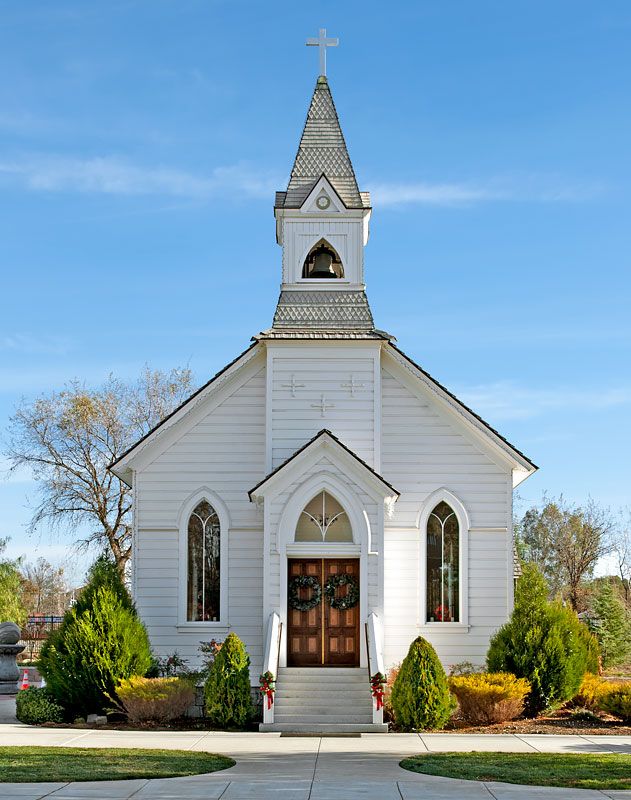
570, 673, 609, 711
448, 672, 530, 725
116, 676, 196, 724
598, 683, 631, 723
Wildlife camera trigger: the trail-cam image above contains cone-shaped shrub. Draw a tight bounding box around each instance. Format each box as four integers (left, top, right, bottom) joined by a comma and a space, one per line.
487, 564, 597, 715
204, 632, 253, 728
39, 555, 152, 717
592, 581, 631, 668
390, 636, 456, 730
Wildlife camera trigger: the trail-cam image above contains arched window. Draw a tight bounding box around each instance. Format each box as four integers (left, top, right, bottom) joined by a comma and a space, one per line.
302, 240, 344, 279
295, 491, 352, 542
426, 501, 459, 623
187, 500, 221, 621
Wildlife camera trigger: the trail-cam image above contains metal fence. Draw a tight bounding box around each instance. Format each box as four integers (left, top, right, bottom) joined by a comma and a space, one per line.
19, 615, 64, 661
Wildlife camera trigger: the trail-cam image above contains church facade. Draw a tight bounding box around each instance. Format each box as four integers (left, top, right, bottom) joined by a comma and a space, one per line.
111, 75, 536, 731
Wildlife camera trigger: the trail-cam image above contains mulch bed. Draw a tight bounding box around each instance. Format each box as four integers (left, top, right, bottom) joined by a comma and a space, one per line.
442, 708, 631, 735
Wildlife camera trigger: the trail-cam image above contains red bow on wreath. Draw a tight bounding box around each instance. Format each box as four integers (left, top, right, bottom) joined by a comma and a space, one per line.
370, 672, 386, 711
259, 671, 276, 710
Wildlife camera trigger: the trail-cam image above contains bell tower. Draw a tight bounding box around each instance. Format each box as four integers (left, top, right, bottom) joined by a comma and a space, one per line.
264, 74, 381, 338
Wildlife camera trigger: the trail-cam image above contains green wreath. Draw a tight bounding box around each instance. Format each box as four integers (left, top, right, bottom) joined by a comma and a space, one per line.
288, 575, 322, 612
324, 574, 360, 610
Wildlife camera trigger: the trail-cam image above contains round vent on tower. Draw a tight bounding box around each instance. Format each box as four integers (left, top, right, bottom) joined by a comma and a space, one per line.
302, 239, 344, 279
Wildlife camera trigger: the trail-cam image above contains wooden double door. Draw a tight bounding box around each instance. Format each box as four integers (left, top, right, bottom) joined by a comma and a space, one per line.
287, 558, 360, 667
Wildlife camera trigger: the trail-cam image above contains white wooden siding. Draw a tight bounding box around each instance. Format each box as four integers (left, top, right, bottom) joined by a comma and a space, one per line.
134, 363, 267, 677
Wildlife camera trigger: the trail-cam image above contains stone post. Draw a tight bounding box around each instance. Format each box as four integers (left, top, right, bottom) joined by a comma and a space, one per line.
0, 622, 26, 694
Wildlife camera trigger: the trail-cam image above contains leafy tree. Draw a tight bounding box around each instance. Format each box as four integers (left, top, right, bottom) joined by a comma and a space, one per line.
0, 538, 27, 625
390, 636, 456, 730
21, 558, 68, 616
611, 509, 631, 608
487, 563, 597, 715
592, 580, 631, 668
204, 632, 252, 728
519, 496, 613, 610
39, 555, 152, 716
5, 367, 194, 574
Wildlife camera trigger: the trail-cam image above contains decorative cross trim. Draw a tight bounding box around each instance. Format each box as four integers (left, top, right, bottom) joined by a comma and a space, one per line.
311, 394, 335, 417
282, 374, 305, 397
341, 374, 365, 396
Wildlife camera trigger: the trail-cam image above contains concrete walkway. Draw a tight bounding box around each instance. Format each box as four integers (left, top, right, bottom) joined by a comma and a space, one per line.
0, 724, 629, 799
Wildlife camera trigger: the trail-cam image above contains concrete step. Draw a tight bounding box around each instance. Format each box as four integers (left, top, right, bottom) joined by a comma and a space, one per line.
259, 722, 388, 733
274, 713, 373, 724
274, 699, 372, 710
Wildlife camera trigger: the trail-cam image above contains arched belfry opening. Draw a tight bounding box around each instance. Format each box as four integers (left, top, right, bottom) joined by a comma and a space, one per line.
302, 239, 344, 279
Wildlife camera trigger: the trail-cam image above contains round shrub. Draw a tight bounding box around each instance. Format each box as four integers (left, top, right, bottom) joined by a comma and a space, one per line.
570, 673, 609, 711
39, 557, 152, 717
204, 632, 252, 728
598, 683, 631, 723
448, 672, 530, 725
16, 687, 64, 725
116, 676, 196, 724
487, 564, 596, 715
391, 636, 456, 731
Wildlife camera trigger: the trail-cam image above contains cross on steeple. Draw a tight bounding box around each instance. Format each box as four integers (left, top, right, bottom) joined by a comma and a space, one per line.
306, 28, 339, 77
311, 394, 335, 417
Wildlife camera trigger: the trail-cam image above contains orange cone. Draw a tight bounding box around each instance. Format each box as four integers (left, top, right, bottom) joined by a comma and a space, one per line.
20, 670, 29, 690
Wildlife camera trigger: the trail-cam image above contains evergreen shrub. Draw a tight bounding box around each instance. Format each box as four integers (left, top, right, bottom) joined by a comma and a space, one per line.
390, 636, 456, 730
204, 632, 252, 728
448, 672, 530, 725
592, 582, 631, 668
487, 564, 597, 715
598, 684, 631, 723
116, 676, 196, 724
39, 556, 152, 717
15, 687, 64, 725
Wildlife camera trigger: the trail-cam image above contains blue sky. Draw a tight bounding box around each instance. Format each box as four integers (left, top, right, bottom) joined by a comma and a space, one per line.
1, 1, 630, 583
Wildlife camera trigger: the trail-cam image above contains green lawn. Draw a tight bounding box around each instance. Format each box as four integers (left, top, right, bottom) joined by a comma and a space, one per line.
400, 752, 631, 790
0, 747, 235, 783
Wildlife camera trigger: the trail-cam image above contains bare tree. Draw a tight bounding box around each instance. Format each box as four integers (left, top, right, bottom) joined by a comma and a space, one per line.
520, 495, 614, 611
5, 367, 194, 575
612, 508, 631, 607
21, 558, 68, 616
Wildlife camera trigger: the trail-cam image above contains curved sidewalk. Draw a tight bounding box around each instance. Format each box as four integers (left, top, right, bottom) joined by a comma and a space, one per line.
0, 724, 629, 799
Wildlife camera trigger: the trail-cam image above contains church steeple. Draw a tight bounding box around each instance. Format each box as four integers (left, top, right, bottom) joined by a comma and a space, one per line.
276, 76, 368, 211
259, 69, 389, 341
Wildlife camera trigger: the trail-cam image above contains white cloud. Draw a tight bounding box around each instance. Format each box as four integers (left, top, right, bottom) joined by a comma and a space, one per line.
369, 175, 603, 208
0, 333, 72, 356
457, 381, 631, 421
0, 155, 282, 200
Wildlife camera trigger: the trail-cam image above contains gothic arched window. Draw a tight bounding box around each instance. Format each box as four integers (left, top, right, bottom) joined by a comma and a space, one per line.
426, 501, 459, 623
295, 491, 352, 542
187, 500, 221, 621
302, 240, 344, 279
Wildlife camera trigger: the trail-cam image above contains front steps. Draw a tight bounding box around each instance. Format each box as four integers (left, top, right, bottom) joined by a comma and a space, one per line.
259, 667, 388, 733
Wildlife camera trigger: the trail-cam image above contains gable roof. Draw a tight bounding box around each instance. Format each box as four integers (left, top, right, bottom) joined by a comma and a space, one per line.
277, 77, 368, 210
108, 342, 260, 484
386, 342, 538, 475
248, 429, 400, 501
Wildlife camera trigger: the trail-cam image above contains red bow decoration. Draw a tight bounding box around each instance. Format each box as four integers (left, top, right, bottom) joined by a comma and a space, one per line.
370, 672, 387, 711
259, 671, 276, 710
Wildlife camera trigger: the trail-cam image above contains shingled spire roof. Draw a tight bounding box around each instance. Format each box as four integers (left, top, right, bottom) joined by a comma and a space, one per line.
276, 76, 369, 210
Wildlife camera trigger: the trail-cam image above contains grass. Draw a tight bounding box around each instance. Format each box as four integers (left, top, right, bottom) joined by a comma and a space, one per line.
0, 747, 235, 783
400, 752, 631, 790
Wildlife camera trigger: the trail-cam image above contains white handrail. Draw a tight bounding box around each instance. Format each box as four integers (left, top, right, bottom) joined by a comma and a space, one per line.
366, 612, 385, 724
262, 611, 281, 724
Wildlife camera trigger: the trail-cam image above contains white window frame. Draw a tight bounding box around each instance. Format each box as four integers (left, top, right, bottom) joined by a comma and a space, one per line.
417, 488, 470, 631
177, 487, 229, 629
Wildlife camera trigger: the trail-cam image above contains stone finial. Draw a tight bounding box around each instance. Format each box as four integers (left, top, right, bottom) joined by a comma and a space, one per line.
0, 622, 21, 645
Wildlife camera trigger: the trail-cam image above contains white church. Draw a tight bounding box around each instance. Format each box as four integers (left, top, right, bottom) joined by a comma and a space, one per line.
111, 36, 537, 732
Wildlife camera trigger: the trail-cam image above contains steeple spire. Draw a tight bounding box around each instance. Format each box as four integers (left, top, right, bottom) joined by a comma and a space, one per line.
275, 77, 369, 211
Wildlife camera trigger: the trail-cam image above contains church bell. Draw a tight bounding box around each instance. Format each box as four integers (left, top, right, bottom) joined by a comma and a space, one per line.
309, 251, 337, 278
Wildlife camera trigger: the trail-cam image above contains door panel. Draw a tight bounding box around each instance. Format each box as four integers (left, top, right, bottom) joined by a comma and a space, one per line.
287, 559, 322, 666
323, 559, 360, 667
287, 558, 360, 667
